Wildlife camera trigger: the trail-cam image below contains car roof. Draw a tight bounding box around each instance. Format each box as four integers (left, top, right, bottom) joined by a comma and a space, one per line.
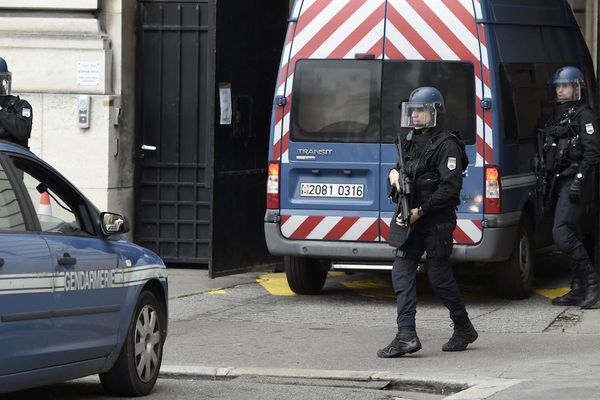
0, 140, 100, 214
0, 140, 42, 160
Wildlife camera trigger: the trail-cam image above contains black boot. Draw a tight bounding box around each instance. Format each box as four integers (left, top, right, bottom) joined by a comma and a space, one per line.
442, 319, 478, 352
579, 263, 600, 309
552, 277, 586, 306
377, 327, 422, 358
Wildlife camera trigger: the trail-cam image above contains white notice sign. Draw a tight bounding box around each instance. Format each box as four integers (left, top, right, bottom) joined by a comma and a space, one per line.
77, 61, 100, 86
219, 83, 232, 125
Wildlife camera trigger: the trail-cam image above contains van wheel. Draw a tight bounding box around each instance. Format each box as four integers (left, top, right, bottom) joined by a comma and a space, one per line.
100, 290, 165, 396
494, 218, 534, 299
285, 256, 329, 295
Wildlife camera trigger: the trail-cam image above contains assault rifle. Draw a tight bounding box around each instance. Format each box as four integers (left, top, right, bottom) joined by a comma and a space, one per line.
533, 108, 575, 215
388, 134, 413, 248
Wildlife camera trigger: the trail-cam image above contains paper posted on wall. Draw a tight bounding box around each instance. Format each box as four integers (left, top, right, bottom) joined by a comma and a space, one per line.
219, 83, 232, 125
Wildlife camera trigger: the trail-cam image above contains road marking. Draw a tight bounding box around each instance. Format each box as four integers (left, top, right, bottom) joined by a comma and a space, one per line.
207, 289, 227, 295
256, 273, 296, 296
255, 272, 572, 301
340, 279, 394, 299
534, 287, 570, 300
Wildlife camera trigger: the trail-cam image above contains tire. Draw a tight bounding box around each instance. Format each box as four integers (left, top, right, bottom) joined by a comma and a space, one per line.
494, 218, 535, 299
100, 290, 165, 396
285, 256, 329, 295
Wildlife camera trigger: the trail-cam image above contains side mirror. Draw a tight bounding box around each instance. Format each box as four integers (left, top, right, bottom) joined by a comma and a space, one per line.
100, 212, 130, 236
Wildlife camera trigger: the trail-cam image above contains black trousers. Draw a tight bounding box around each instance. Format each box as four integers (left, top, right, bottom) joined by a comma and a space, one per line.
392, 218, 468, 329
552, 177, 592, 273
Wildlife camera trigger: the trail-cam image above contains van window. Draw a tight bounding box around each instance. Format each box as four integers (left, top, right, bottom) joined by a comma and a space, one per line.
381, 61, 476, 144
291, 60, 381, 143
500, 63, 554, 141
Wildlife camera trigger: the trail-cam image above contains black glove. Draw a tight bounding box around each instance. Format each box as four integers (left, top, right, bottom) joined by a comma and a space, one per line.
569, 177, 583, 203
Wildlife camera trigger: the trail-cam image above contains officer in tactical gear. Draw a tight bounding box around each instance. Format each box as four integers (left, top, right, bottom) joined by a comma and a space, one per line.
539, 66, 600, 309
0, 57, 32, 148
377, 87, 477, 358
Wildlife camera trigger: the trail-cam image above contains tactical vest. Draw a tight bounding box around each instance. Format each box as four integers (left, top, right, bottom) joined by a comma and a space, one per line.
402, 130, 468, 206
543, 105, 584, 175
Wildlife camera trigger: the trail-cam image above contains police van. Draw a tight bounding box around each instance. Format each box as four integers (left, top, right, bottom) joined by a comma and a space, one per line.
264, 0, 595, 298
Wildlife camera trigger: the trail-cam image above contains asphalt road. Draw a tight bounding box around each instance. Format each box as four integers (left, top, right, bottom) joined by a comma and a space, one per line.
4, 252, 600, 399
1, 376, 444, 400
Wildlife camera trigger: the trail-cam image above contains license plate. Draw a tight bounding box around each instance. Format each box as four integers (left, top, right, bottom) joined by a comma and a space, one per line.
300, 183, 364, 198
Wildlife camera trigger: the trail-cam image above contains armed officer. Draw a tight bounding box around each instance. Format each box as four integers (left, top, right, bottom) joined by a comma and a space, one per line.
540, 66, 600, 309
378, 87, 477, 358
0, 57, 32, 148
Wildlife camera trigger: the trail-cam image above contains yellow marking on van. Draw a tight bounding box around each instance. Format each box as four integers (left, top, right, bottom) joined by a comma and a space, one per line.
207, 289, 226, 295
257, 273, 296, 296
534, 287, 570, 299
340, 279, 394, 299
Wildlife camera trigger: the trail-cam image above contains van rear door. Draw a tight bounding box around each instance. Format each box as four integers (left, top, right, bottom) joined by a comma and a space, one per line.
275, 1, 386, 244
380, 0, 486, 245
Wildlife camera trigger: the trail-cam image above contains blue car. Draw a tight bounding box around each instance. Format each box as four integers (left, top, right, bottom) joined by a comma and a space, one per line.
0, 141, 168, 395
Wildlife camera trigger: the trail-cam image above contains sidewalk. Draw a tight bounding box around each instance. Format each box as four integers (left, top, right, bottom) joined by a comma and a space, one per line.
166, 268, 259, 299
162, 268, 600, 400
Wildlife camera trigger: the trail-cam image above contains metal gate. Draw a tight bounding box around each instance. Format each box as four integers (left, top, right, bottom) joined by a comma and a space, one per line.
135, 0, 216, 265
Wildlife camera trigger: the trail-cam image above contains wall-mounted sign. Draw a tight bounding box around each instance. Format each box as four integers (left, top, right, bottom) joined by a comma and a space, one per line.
77, 61, 100, 86
219, 83, 232, 125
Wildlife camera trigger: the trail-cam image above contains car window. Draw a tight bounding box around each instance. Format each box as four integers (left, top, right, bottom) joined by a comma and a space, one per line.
0, 162, 26, 231
9, 156, 90, 236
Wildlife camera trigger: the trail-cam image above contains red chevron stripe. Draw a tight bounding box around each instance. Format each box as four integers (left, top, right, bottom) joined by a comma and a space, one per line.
289, 215, 325, 239
328, 3, 385, 59
367, 37, 385, 59
281, 215, 291, 225
485, 141, 494, 163
277, 24, 299, 89
379, 219, 390, 241
406, 0, 490, 88
287, 1, 368, 79
276, 0, 333, 89
387, 6, 437, 60
441, 0, 485, 47
476, 134, 484, 159
295, 0, 334, 38
384, 39, 406, 60
324, 217, 360, 240
358, 219, 379, 241
453, 224, 474, 244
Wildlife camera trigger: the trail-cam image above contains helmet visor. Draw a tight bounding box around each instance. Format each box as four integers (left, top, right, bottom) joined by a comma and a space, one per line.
550, 80, 581, 103
0, 72, 11, 96
400, 102, 437, 128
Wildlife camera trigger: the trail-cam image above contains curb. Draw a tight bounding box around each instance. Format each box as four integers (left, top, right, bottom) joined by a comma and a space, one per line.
160, 365, 522, 400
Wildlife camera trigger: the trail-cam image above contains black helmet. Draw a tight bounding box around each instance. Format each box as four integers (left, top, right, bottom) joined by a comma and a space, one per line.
400, 86, 445, 129
551, 66, 585, 103
0, 57, 11, 96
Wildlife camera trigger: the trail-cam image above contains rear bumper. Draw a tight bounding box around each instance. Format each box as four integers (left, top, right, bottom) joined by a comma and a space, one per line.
264, 222, 517, 263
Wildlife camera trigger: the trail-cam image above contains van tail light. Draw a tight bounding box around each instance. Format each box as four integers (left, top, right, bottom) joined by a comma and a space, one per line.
484, 165, 502, 214
267, 161, 280, 209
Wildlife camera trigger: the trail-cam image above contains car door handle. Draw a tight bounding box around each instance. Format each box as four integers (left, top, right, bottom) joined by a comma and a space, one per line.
58, 256, 77, 266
